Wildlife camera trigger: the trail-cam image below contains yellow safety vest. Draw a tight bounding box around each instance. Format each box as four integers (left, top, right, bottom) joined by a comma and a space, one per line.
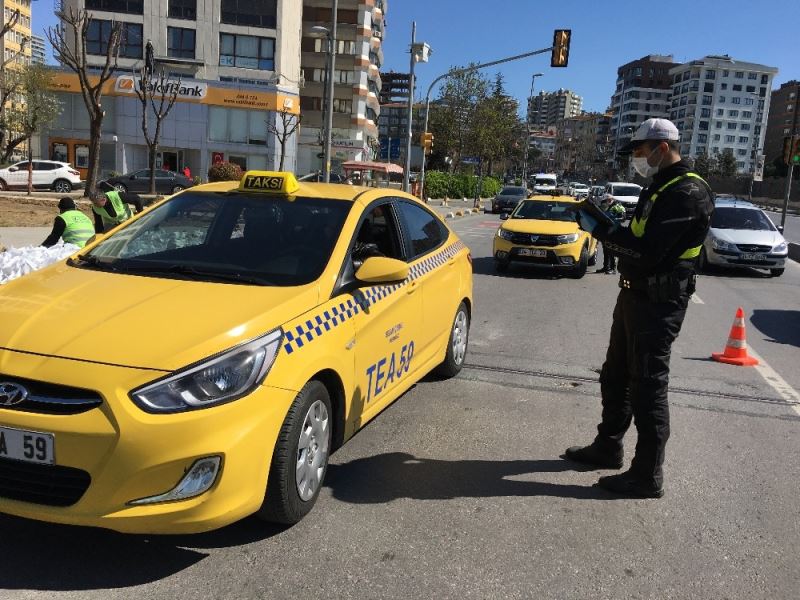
92, 190, 134, 230
630, 172, 709, 260
58, 209, 94, 248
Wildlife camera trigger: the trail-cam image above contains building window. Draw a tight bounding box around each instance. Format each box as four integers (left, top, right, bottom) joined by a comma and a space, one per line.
673, 85, 680, 96
731, 97, 741, 105
736, 161, 745, 169
704, 82, 714, 93
713, 134, 720, 141
744, 97, 754, 106
701, 108, 711, 118
737, 149, 747, 156
220, 33, 275, 70
738, 136, 748, 144
705, 70, 716, 79
740, 123, 750, 131
742, 111, 752, 118
728, 110, 738, 117
702, 95, 712, 106
727, 123, 737, 130
716, 108, 724, 116
85, 0, 143, 15
699, 121, 709, 131
208, 106, 268, 145
167, 27, 195, 59
745, 85, 755, 93
720, 83, 727, 90
735, 71, 744, 79
678, 108, 686, 118
221, 0, 277, 28
87, 20, 142, 58
718, 96, 725, 103
168, 0, 196, 19
698, 134, 707, 143
334, 98, 352, 114
715, 122, 722, 129
748, 72, 757, 80
725, 135, 735, 143
761, 74, 769, 85
722, 70, 729, 77
732, 84, 742, 91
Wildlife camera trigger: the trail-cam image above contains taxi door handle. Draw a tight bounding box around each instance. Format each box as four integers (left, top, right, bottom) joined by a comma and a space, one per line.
406, 280, 419, 295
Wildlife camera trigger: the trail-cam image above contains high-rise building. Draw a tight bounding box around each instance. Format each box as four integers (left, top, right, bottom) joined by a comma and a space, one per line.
608, 55, 675, 164
42, 0, 302, 178
1, 0, 31, 67
30, 33, 44, 64
527, 89, 582, 129
379, 70, 410, 105
554, 112, 612, 178
668, 55, 777, 173
764, 80, 799, 165
298, 0, 386, 175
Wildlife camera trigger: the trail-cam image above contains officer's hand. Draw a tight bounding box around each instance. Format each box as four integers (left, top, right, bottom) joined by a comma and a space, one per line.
576, 210, 598, 233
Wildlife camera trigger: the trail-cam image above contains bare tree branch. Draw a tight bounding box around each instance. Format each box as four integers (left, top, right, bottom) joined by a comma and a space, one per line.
267, 109, 301, 171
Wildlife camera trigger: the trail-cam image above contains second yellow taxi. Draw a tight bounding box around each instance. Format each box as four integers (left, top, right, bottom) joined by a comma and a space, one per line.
0, 171, 473, 533
493, 195, 598, 278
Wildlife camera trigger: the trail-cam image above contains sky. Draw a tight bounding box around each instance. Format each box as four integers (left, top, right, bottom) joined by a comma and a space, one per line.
32, 0, 798, 115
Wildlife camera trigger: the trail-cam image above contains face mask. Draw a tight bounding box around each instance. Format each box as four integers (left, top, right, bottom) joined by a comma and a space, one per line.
632, 146, 663, 178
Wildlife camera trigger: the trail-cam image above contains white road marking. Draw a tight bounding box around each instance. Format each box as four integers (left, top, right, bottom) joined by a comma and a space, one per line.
690, 294, 705, 304
746, 347, 800, 416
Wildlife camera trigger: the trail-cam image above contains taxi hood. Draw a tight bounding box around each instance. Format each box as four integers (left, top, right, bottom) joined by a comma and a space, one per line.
502, 219, 579, 235
0, 262, 320, 371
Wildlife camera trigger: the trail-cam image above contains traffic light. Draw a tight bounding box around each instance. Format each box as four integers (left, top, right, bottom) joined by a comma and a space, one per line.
551, 29, 571, 68
793, 137, 800, 165
420, 132, 434, 155
784, 136, 800, 165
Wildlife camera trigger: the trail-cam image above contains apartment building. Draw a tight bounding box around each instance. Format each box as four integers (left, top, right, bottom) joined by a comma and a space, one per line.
608, 55, 675, 160
668, 55, 777, 173
29, 33, 44, 64
554, 113, 612, 178
527, 89, 582, 129
298, 0, 386, 175
42, 0, 301, 178
1, 0, 31, 66
764, 80, 799, 165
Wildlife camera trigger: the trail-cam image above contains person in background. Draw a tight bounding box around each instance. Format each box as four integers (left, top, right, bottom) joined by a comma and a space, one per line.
90, 181, 143, 233
41, 197, 95, 248
595, 196, 626, 274
183, 165, 191, 179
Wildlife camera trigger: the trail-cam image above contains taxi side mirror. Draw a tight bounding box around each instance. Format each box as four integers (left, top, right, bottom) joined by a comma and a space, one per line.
500, 213, 509, 221
777, 225, 784, 234
355, 257, 409, 284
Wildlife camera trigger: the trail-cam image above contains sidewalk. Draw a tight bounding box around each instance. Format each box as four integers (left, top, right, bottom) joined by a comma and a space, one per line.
0, 227, 51, 249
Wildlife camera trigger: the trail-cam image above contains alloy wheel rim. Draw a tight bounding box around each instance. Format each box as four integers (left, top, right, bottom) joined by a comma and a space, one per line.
452, 310, 468, 365
295, 399, 330, 501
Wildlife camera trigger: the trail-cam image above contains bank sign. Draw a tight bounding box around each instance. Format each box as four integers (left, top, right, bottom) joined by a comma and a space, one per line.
114, 76, 208, 100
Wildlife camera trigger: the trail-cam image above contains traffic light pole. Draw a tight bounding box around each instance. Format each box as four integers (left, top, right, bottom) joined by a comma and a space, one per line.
402, 21, 416, 193
419, 46, 553, 201
779, 91, 800, 230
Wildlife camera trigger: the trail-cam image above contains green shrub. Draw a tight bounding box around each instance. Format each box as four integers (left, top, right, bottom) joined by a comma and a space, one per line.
424, 171, 449, 199
207, 161, 242, 182
193, 175, 203, 186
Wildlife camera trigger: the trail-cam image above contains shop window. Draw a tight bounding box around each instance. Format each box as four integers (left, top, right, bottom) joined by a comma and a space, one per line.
228, 155, 247, 170
52, 143, 68, 162
168, 27, 195, 59
75, 145, 89, 169
220, 33, 275, 71
221, 0, 277, 29
168, 0, 196, 19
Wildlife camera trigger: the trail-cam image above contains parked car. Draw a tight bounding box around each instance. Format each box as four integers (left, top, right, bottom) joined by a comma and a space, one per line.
699, 197, 789, 277
604, 182, 643, 217
0, 160, 83, 193
491, 186, 528, 214
297, 171, 347, 183
106, 169, 194, 195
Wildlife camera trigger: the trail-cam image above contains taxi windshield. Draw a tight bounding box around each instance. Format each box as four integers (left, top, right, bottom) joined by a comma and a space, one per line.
75, 191, 352, 286
512, 201, 576, 222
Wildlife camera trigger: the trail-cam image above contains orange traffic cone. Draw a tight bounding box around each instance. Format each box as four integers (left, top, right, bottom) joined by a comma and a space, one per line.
711, 307, 759, 366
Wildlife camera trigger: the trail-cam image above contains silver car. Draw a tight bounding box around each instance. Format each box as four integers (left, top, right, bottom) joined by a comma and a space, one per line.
699, 198, 789, 277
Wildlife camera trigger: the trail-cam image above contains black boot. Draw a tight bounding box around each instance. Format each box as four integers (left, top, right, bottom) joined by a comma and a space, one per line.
595, 471, 664, 498
563, 442, 623, 469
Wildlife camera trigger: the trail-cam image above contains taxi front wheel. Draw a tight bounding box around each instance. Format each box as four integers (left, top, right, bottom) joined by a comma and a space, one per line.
258, 380, 332, 525
434, 302, 470, 378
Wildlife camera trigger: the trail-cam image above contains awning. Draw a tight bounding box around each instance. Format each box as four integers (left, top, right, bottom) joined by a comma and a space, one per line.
342, 161, 404, 175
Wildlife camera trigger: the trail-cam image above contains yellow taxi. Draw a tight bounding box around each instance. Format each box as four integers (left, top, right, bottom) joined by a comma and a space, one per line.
492, 195, 597, 278
0, 171, 472, 533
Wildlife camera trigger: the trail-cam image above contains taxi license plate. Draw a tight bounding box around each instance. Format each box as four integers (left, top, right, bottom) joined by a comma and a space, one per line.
518, 248, 546, 257
0, 425, 55, 465
740, 253, 765, 261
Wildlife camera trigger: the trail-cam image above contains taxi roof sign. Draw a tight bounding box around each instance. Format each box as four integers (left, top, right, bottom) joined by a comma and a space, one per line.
239, 171, 300, 195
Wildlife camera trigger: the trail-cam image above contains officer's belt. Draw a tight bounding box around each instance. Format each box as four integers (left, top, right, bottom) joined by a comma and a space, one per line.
619, 273, 695, 292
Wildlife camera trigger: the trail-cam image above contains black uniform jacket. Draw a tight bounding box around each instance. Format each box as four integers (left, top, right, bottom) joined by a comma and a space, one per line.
592, 159, 714, 281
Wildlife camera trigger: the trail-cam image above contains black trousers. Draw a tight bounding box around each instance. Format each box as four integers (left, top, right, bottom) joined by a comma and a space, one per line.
601, 243, 616, 271
596, 288, 690, 487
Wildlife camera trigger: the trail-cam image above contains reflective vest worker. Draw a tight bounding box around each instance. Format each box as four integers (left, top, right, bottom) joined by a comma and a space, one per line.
90, 183, 143, 233
41, 197, 95, 248
565, 117, 714, 499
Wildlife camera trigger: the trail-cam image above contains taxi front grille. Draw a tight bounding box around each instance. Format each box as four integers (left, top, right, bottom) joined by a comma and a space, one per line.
506, 232, 563, 246
0, 458, 91, 507
0, 374, 103, 415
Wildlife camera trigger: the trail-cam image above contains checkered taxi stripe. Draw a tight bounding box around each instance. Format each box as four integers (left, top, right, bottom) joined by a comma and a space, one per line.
282, 240, 466, 354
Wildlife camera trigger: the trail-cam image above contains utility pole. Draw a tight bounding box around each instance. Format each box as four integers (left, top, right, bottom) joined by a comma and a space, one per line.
780, 86, 799, 230
522, 72, 543, 186
402, 22, 416, 192
322, 0, 338, 183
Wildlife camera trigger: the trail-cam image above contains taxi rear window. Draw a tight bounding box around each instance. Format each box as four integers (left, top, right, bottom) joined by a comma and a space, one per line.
83, 192, 352, 286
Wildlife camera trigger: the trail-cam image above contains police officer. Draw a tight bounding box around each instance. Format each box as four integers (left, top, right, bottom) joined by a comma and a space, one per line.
90, 181, 143, 233
595, 197, 626, 274
565, 118, 714, 498
41, 197, 95, 248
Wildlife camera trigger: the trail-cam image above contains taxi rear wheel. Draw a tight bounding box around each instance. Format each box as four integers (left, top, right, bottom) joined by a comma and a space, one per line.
258, 380, 332, 525
434, 302, 470, 378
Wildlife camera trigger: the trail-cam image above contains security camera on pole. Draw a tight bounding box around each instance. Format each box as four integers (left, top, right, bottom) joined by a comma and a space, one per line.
402, 22, 431, 194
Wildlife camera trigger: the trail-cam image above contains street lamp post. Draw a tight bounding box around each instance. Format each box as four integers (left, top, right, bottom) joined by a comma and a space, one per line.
309, 0, 338, 183
521, 72, 543, 186
419, 45, 554, 200
402, 22, 416, 192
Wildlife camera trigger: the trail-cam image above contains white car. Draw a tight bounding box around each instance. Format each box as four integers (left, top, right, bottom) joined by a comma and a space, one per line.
0, 160, 84, 193
604, 182, 643, 217
699, 198, 788, 277
569, 182, 591, 198
532, 173, 558, 195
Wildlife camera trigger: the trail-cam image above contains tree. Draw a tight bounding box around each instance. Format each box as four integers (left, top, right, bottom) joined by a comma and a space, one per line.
267, 108, 301, 171
46, 9, 121, 196
133, 67, 181, 194
717, 149, 738, 177
0, 8, 27, 160
1, 65, 61, 164
693, 153, 716, 179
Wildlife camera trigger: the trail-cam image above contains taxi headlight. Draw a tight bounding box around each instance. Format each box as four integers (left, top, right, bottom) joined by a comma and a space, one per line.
556, 233, 580, 244
498, 229, 514, 241
131, 329, 283, 413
